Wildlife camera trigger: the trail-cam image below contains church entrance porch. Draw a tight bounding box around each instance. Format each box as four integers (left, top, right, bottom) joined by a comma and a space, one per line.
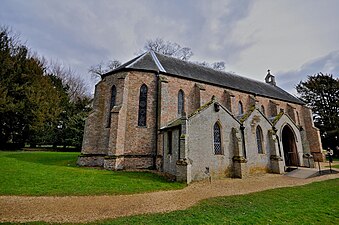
282, 125, 299, 167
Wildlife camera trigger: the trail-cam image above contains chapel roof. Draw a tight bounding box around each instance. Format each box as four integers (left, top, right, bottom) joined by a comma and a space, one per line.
104, 51, 304, 105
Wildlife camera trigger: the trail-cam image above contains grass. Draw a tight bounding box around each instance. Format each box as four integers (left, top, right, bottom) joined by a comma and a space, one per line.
330, 164, 339, 169
0, 151, 185, 196
2, 179, 338, 225
95, 178, 339, 225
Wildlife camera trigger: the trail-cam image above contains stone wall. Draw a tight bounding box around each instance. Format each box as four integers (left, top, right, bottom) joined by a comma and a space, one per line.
80, 69, 322, 172
242, 109, 273, 175
187, 102, 241, 181
163, 128, 180, 176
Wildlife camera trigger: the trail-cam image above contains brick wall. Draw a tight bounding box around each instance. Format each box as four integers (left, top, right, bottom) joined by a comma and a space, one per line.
81, 69, 322, 169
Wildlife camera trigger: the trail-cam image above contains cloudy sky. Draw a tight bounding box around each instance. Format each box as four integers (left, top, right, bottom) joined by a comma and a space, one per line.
1, 0, 338, 95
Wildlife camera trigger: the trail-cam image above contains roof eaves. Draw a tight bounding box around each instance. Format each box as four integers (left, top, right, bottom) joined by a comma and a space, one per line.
188, 99, 215, 119
160, 118, 182, 130
157, 70, 304, 105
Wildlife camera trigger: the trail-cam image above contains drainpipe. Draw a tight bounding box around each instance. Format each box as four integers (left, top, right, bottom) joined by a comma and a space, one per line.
240, 125, 247, 158
154, 71, 160, 169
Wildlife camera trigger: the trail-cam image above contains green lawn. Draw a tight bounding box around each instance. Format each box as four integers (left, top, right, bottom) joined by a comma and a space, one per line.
96, 178, 339, 225
331, 164, 339, 169
3, 179, 337, 225
0, 151, 185, 196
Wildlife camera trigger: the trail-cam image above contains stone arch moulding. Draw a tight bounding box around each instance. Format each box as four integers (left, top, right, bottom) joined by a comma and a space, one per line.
280, 122, 298, 143
281, 124, 298, 166
278, 122, 304, 167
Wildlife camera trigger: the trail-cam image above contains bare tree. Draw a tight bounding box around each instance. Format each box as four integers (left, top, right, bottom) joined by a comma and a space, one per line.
143, 38, 225, 70
89, 38, 226, 81
212, 61, 225, 71
142, 38, 193, 61
48, 60, 90, 101
194, 61, 225, 71
89, 59, 121, 80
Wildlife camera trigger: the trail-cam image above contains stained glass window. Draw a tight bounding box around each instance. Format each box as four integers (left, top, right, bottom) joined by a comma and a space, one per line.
138, 84, 148, 126
214, 122, 222, 155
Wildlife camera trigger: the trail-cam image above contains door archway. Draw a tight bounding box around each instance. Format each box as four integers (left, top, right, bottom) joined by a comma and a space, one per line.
282, 125, 299, 166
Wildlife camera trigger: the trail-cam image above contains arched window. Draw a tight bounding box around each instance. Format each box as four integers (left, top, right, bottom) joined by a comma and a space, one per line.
107, 85, 116, 127
138, 84, 148, 126
213, 122, 222, 155
178, 89, 185, 115
256, 125, 264, 154
261, 105, 265, 116
110, 85, 116, 110
238, 101, 243, 115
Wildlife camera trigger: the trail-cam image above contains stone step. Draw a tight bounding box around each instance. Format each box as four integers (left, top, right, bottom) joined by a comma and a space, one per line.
284, 167, 320, 179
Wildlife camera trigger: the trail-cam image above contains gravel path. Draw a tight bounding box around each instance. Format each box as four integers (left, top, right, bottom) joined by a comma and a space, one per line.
1, 167, 338, 223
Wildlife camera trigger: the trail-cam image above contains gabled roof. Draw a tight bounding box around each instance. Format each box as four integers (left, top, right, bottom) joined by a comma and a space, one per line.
160, 98, 241, 130
239, 106, 273, 125
104, 51, 304, 105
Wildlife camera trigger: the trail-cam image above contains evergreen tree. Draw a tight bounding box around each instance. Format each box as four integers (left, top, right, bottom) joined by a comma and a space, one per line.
0, 27, 62, 147
296, 73, 339, 148
0, 26, 92, 150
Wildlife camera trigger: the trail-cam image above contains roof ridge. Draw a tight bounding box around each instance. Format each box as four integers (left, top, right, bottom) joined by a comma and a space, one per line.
103, 51, 303, 105
150, 51, 166, 72
125, 52, 149, 69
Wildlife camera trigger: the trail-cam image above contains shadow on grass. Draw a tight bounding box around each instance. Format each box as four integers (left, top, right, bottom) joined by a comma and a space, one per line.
2, 151, 176, 183
3, 151, 78, 167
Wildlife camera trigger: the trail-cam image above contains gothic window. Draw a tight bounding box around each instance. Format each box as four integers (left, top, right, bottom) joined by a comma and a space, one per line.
167, 130, 172, 155
138, 84, 148, 126
110, 85, 116, 110
107, 85, 116, 127
296, 111, 300, 125
178, 89, 185, 115
238, 101, 244, 115
261, 105, 265, 116
256, 125, 264, 154
213, 122, 222, 155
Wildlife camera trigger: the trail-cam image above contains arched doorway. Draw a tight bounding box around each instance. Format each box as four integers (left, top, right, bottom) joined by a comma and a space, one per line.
282, 125, 299, 166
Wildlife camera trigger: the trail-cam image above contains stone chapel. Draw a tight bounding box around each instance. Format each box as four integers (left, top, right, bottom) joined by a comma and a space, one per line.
77, 51, 322, 183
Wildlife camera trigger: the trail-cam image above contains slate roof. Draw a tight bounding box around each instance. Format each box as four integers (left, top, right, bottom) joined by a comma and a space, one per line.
104, 51, 304, 105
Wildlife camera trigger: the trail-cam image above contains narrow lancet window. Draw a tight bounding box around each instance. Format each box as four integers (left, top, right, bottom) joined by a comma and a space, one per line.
107, 85, 116, 127
110, 85, 116, 110
138, 84, 148, 126
178, 89, 185, 116
214, 122, 222, 155
261, 105, 265, 116
256, 125, 264, 154
238, 101, 243, 115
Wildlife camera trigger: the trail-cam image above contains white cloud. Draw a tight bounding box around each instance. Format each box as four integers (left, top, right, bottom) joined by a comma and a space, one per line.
1, 0, 338, 95
228, 0, 339, 80
277, 50, 339, 95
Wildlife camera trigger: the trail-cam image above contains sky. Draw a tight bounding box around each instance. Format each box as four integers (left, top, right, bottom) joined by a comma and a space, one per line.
1, 0, 338, 95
